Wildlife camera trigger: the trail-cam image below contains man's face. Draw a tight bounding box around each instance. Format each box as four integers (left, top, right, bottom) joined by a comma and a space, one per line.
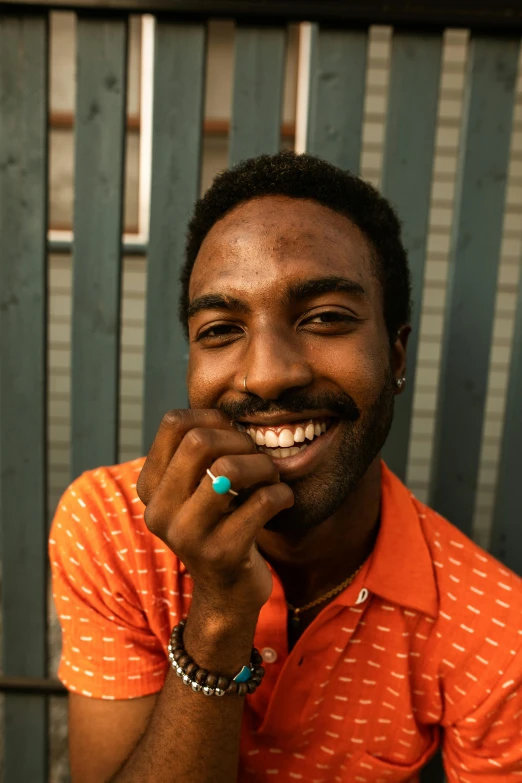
187, 196, 403, 537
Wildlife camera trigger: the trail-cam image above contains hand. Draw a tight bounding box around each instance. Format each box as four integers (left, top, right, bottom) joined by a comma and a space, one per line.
136, 410, 294, 617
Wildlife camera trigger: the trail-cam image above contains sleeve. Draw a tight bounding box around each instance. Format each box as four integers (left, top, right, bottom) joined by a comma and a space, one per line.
442, 651, 522, 780
49, 471, 168, 700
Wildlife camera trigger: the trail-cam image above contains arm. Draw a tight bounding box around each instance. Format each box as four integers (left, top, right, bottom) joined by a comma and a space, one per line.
109, 605, 259, 783
69, 604, 259, 783
65, 409, 293, 782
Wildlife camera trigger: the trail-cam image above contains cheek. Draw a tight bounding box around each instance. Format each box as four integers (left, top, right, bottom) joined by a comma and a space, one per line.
316, 332, 390, 393
187, 351, 234, 407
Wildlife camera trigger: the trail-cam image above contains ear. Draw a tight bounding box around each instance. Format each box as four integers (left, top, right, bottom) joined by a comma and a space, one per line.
391, 325, 411, 393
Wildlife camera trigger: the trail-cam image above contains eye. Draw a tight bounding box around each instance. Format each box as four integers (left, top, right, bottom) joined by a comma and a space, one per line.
195, 323, 243, 343
302, 310, 359, 328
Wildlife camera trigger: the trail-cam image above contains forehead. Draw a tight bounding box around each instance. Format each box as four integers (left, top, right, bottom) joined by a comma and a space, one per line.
189, 195, 377, 301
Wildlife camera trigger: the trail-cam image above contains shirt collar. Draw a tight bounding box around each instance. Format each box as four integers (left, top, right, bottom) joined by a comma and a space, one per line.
178, 461, 439, 619
361, 461, 439, 618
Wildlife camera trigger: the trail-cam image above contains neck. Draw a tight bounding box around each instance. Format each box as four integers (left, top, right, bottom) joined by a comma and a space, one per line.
256, 459, 382, 607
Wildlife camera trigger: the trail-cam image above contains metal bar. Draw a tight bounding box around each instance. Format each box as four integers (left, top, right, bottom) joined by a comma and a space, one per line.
2, 1, 522, 31
490, 252, 522, 576
71, 14, 128, 479
229, 25, 286, 166
0, 12, 49, 782
306, 24, 367, 173
0, 677, 67, 695
142, 21, 206, 452
49, 237, 147, 256
381, 33, 442, 480
429, 36, 519, 536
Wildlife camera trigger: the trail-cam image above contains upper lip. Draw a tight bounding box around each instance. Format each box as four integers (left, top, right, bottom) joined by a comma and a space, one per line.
235, 411, 338, 426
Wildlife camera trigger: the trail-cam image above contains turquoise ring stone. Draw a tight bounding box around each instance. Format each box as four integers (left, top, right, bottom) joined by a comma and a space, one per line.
206, 468, 239, 497
213, 475, 231, 494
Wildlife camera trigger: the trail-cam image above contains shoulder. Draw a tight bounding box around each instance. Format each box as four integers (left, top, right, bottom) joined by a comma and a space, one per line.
415, 498, 522, 614
49, 456, 176, 580
412, 499, 522, 718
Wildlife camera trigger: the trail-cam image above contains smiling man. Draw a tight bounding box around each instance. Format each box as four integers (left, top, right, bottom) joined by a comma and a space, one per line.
50, 153, 522, 783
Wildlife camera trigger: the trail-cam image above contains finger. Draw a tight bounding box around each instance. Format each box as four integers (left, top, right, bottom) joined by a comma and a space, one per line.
144, 451, 279, 543
211, 482, 294, 557
185, 452, 280, 526
164, 427, 259, 500
137, 409, 236, 504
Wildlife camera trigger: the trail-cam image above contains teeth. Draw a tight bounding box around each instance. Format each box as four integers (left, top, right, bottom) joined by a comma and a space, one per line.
278, 429, 294, 448
289, 446, 300, 456
294, 426, 305, 443
245, 420, 329, 448
280, 447, 292, 458
305, 421, 315, 441
271, 447, 282, 458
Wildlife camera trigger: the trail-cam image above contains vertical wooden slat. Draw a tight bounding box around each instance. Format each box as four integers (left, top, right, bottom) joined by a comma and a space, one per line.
229, 25, 286, 166
429, 37, 519, 536
490, 255, 522, 575
142, 22, 206, 453
71, 15, 128, 479
0, 12, 49, 782
306, 24, 368, 173
381, 34, 442, 480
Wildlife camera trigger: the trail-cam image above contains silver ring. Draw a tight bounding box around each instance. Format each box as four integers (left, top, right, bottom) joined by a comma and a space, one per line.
206, 468, 239, 497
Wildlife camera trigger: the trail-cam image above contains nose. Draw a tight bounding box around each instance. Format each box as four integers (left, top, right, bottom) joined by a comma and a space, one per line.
240, 328, 313, 400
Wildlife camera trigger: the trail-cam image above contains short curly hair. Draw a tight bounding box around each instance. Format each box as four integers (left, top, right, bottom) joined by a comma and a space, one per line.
179, 151, 411, 343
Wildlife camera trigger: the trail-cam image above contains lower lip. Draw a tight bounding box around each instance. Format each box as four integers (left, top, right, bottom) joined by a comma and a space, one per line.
262, 420, 340, 479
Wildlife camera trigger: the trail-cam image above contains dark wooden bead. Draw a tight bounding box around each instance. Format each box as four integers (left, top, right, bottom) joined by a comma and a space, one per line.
185, 662, 199, 677
246, 680, 257, 694
194, 668, 209, 685
205, 672, 219, 688
252, 650, 263, 665
250, 676, 262, 686
237, 683, 249, 697
216, 676, 230, 691
172, 648, 185, 663
253, 666, 265, 678
178, 654, 192, 669
226, 680, 239, 694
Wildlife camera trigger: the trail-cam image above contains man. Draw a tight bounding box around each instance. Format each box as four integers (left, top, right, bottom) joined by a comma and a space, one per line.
50, 152, 522, 782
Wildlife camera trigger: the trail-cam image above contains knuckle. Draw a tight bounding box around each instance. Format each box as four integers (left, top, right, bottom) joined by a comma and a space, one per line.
136, 468, 148, 504
161, 409, 184, 429
212, 456, 239, 482
256, 485, 277, 510
184, 427, 212, 451
143, 503, 160, 535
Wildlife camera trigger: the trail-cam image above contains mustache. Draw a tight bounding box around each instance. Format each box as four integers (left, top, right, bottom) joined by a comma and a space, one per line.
218, 389, 360, 423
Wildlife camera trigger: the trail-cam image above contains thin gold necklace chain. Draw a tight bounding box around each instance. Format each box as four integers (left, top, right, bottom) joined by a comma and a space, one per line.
286, 562, 365, 617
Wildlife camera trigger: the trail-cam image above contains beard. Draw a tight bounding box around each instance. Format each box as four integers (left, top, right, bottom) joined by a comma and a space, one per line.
219, 368, 396, 538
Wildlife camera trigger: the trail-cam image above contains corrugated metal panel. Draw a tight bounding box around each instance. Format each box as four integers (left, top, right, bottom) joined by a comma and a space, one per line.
47, 25, 522, 560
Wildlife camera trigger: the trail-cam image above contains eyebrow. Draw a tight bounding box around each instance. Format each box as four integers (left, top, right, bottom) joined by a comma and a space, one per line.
187, 276, 368, 319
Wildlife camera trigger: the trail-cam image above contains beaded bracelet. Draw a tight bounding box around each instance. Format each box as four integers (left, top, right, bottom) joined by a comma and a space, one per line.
168, 619, 265, 697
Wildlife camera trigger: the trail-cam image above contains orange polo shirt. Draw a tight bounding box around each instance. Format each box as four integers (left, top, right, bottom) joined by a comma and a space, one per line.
50, 458, 522, 782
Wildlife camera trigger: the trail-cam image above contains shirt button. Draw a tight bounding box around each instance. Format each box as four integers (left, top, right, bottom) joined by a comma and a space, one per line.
261, 647, 278, 663
355, 588, 369, 605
